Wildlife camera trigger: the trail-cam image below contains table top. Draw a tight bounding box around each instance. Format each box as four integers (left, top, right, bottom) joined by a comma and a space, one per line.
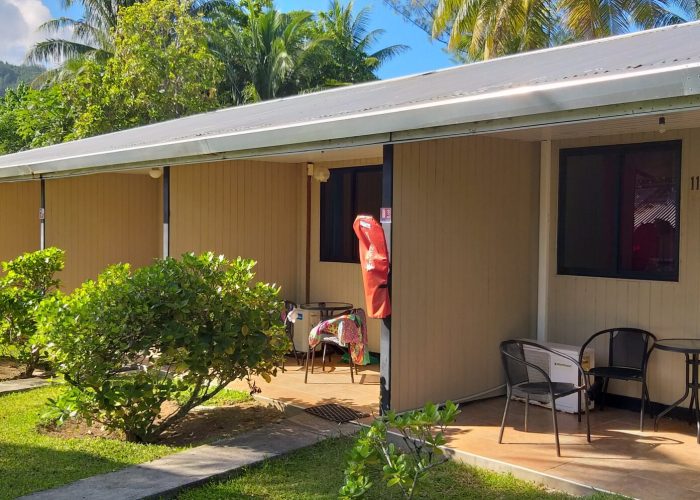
655, 338, 700, 354
300, 302, 353, 312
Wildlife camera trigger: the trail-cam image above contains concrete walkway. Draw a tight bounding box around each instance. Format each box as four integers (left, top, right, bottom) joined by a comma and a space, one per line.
22, 411, 357, 500
0, 377, 48, 395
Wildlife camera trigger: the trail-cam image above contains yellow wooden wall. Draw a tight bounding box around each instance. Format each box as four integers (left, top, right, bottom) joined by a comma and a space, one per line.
46, 173, 161, 290
0, 181, 40, 263
391, 136, 540, 411
309, 157, 384, 352
546, 129, 700, 405
170, 160, 304, 301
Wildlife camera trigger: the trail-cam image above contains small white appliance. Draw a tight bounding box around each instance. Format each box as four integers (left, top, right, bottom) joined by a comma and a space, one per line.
515, 341, 595, 414
291, 307, 322, 353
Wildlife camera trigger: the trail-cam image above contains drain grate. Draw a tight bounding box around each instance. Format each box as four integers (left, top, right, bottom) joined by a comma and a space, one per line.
304, 403, 369, 423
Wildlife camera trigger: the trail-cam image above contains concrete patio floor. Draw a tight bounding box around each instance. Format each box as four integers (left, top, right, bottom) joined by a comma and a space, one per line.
232, 359, 700, 498
229, 357, 380, 415
448, 396, 700, 499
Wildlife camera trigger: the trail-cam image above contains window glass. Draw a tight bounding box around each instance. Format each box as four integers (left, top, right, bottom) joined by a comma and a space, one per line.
560, 153, 619, 275
619, 148, 680, 278
320, 166, 382, 263
558, 141, 681, 281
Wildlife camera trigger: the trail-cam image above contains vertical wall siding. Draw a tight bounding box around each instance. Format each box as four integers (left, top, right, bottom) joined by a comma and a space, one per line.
170, 160, 303, 302
0, 181, 40, 263
46, 173, 161, 291
392, 136, 540, 411
309, 157, 384, 352
547, 129, 700, 405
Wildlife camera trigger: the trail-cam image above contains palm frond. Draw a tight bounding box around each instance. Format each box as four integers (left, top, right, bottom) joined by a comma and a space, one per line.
26, 39, 101, 65
369, 44, 410, 63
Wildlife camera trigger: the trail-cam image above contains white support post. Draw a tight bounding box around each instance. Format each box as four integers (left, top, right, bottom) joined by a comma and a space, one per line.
162, 166, 170, 258
39, 178, 46, 250
537, 140, 552, 343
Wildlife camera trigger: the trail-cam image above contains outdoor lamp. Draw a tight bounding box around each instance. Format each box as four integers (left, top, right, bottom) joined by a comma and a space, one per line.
149, 168, 163, 179
307, 162, 331, 183
314, 166, 331, 182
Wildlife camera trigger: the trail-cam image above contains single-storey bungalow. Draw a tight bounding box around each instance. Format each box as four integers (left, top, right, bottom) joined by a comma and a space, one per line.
2, 22, 700, 415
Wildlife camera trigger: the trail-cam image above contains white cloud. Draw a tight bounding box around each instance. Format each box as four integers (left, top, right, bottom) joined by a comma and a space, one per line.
0, 0, 54, 65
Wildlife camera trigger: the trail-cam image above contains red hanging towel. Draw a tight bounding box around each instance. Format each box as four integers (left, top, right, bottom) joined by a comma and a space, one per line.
353, 215, 391, 318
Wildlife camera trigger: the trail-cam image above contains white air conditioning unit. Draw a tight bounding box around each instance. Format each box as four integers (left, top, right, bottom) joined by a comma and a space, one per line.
291, 307, 322, 353
515, 341, 594, 414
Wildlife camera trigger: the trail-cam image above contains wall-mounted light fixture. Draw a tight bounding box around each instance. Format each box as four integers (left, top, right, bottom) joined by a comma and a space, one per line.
658, 116, 667, 134
307, 162, 330, 182
149, 167, 163, 179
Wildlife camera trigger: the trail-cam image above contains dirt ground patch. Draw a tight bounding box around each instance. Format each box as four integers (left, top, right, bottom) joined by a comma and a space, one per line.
41, 399, 285, 446
0, 358, 49, 381
0, 359, 22, 381
160, 401, 284, 446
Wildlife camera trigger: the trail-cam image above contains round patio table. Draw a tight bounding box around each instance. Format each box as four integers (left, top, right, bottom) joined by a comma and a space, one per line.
653, 338, 700, 443
300, 301, 353, 320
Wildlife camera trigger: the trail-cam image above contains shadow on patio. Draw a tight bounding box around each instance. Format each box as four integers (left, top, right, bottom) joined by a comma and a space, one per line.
228, 357, 380, 416
447, 396, 700, 499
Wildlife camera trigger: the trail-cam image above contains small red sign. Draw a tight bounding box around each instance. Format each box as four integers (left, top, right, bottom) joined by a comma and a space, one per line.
380, 207, 392, 224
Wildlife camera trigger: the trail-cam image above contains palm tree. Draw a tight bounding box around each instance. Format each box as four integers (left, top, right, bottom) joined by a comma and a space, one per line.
26, 0, 134, 67
210, 7, 317, 103
559, 0, 671, 39
644, 0, 699, 26
316, 0, 408, 85
27, 0, 228, 82
432, 0, 555, 60
242, 9, 316, 101
430, 0, 681, 60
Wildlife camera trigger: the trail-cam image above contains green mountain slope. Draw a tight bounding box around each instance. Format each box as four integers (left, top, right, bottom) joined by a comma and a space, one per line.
0, 62, 43, 95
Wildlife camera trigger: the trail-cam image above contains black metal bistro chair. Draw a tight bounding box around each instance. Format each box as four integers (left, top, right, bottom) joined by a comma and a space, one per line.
579, 328, 656, 431
499, 340, 591, 457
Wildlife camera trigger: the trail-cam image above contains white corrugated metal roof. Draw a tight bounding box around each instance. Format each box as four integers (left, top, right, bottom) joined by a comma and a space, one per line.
2, 21, 700, 179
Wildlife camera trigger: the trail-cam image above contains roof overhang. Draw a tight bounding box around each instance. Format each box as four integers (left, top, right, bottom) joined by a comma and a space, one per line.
2, 61, 700, 181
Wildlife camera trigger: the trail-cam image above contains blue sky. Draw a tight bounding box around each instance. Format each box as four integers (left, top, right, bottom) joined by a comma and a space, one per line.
40, 0, 456, 79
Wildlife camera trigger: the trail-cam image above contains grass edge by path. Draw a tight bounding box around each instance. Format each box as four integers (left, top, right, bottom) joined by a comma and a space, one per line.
177, 434, 624, 500
0, 385, 264, 499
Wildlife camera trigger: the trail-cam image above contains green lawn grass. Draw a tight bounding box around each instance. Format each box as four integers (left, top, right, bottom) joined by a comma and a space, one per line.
0, 386, 181, 499
196, 388, 253, 406
0, 385, 258, 498
0, 387, 620, 500
0, 386, 260, 499
179, 436, 605, 500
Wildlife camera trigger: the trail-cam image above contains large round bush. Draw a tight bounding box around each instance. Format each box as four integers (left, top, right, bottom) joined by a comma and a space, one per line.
0, 247, 64, 377
38, 252, 289, 442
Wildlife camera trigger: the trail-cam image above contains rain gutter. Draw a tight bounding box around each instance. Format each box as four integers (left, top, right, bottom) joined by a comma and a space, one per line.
1, 62, 700, 181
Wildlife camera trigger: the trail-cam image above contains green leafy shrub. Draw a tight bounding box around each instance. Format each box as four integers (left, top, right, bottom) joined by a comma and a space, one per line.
0, 247, 64, 377
37, 252, 288, 443
340, 401, 460, 499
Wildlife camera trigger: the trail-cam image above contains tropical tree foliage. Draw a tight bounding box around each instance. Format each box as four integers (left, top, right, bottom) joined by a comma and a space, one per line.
26, 0, 131, 84
0, 248, 65, 377
207, 0, 406, 103
312, 0, 408, 86
0, 83, 73, 152
0, 0, 403, 153
214, 7, 316, 103
26, 0, 231, 83
37, 253, 288, 443
64, 0, 222, 138
385, 0, 691, 60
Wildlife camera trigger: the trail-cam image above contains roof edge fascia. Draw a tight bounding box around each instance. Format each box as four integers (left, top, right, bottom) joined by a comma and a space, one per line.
1, 62, 699, 181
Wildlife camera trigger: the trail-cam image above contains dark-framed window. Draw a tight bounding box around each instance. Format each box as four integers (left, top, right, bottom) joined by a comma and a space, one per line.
320, 165, 382, 263
558, 140, 681, 282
